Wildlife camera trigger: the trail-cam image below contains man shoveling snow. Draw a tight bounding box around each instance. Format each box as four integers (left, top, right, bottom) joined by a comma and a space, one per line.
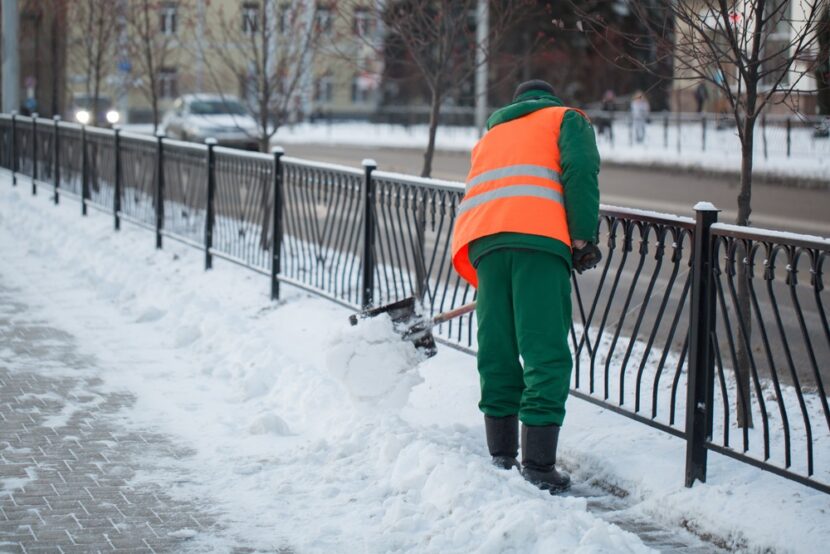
451, 79, 602, 493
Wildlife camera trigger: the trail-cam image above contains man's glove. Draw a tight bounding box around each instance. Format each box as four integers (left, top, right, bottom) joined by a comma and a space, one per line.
572, 242, 602, 274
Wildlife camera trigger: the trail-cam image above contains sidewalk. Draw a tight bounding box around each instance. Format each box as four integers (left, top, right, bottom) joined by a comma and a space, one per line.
0, 280, 236, 553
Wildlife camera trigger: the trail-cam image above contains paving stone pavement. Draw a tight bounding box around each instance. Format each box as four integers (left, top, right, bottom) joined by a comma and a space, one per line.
0, 284, 256, 553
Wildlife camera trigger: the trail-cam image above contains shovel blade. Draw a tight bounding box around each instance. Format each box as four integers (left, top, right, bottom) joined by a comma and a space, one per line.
349, 297, 437, 358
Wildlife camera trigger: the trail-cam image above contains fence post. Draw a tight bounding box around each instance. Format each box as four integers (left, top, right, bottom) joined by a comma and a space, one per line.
701, 115, 707, 152
609, 110, 614, 146
52, 116, 60, 204
81, 124, 89, 216
10, 111, 17, 186
762, 114, 768, 160
361, 158, 377, 309
685, 201, 720, 488
663, 113, 668, 148
786, 117, 791, 158
31, 113, 38, 195
270, 146, 285, 300
676, 111, 681, 153
155, 132, 165, 249
204, 138, 217, 270
113, 126, 121, 230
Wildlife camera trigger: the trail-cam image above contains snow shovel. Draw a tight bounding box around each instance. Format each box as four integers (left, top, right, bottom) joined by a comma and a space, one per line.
349, 297, 477, 358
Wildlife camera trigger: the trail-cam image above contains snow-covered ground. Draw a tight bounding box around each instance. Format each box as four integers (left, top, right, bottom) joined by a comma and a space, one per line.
2, 174, 829, 552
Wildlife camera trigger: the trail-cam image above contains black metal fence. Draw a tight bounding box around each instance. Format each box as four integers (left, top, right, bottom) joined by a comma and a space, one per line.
1, 112, 827, 495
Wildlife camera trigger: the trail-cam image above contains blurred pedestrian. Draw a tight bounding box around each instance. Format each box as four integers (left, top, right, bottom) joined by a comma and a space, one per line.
596, 89, 616, 137
630, 91, 650, 143
451, 79, 602, 494
694, 82, 709, 113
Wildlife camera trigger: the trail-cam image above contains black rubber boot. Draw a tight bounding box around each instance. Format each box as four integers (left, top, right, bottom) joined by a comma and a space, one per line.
521, 424, 571, 493
484, 415, 520, 470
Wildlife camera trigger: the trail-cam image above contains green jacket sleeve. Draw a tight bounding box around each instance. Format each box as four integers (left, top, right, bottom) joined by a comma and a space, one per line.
558, 110, 601, 243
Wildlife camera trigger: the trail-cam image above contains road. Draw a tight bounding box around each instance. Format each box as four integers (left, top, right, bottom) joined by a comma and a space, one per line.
280, 143, 830, 237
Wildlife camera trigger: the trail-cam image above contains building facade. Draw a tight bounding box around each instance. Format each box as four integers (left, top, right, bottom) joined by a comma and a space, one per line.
671, 0, 823, 115
63, 0, 384, 125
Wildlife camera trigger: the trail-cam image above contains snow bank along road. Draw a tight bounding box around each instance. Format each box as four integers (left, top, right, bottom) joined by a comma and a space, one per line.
1, 177, 829, 552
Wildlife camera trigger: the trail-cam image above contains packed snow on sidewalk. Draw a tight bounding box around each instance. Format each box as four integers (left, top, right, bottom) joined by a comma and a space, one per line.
1, 177, 829, 553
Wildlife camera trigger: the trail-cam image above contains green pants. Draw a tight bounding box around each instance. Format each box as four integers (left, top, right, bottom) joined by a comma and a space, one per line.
475, 249, 573, 426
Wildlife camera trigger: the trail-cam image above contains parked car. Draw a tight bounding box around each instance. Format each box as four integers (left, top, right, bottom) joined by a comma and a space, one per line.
162, 94, 260, 150
68, 94, 122, 127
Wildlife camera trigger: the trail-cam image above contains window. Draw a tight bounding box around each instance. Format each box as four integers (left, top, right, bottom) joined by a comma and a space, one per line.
353, 8, 374, 37
315, 5, 332, 34
760, 0, 791, 88
242, 2, 259, 35
315, 74, 334, 104
188, 100, 247, 116
351, 74, 376, 104
158, 67, 178, 99
159, 2, 177, 36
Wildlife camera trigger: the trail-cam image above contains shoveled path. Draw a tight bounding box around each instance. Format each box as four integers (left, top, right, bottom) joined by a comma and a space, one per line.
0, 281, 257, 553
0, 276, 717, 554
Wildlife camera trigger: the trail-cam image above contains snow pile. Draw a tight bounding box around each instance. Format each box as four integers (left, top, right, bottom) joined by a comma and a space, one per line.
2, 175, 829, 553
325, 315, 424, 412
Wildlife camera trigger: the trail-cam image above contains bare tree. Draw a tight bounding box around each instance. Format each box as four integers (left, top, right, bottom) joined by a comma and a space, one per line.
196, 0, 334, 153
125, 0, 193, 132
345, 0, 535, 177
572, 0, 828, 428
67, 0, 119, 125
573, 0, 826, 227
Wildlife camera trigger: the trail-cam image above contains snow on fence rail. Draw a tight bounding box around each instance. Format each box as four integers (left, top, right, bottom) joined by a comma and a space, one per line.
1, 113, 827, 495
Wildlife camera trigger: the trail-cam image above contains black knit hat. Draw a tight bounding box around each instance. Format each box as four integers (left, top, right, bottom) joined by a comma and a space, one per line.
513, 80, 556, 101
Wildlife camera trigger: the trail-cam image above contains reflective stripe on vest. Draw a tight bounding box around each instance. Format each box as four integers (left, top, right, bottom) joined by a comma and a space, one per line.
457, 183, 564, 216
451, 106, 582, 288
465, 164, 561, 194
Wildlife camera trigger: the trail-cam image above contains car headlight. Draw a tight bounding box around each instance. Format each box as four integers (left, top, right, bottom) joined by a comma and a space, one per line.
106, 110, 120, 124
75, 110, 91, 124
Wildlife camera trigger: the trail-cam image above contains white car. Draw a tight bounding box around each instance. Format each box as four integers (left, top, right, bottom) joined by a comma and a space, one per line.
162, 94, 260, 150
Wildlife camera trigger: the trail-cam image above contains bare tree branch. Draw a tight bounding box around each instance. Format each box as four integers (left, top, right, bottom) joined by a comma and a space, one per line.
194, 0, 337, 152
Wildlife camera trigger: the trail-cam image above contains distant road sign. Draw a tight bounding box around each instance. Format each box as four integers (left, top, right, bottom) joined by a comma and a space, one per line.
118, 60, 132, 73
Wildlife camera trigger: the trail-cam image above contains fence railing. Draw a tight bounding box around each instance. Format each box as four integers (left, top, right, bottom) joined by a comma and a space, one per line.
1, 112, 827, 495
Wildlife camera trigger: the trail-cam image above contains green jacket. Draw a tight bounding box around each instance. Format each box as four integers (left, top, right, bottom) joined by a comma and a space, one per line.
468, 91, 601, 269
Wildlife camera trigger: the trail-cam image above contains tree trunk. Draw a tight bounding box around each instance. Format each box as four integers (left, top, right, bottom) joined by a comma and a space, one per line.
818, 6, 830, 115
421, 87, 442, 178
151, 93, 159, 134
50, 4, 60, 116
735, 116, 756, 428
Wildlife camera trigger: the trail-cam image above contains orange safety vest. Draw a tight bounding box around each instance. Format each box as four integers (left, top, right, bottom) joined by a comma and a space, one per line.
451, 106, 585, 288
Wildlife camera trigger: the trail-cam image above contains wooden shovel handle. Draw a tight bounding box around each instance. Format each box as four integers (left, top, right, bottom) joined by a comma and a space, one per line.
432, 301, 477, 325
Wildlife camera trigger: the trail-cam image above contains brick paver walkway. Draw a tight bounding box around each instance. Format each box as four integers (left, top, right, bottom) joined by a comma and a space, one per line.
0, 283, 240, 553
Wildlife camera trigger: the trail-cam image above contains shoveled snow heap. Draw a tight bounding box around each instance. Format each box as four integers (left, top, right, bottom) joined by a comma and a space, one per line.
2, 176, 829, 553
326, 315, 425, 412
